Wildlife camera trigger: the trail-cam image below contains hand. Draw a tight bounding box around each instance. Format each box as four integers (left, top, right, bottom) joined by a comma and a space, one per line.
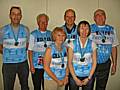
82, 78, 89, 85
30, 65, 35, 74
74, 77, 82, 86
63, 76, 68, 85
57, 80, 64, 86
111, 64, 117, 75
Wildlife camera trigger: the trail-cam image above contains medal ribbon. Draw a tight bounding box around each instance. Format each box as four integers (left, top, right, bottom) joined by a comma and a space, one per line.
10, 25, 20, 44
77, 38, 89, 58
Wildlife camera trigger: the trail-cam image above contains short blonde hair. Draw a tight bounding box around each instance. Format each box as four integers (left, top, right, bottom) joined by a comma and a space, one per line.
36, 13, 49, 22
52, 27, 67, 41
94, 9, 106, 17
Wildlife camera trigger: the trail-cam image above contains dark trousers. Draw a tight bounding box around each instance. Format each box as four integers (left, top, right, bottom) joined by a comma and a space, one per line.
65, 73, 70, 90
69, 75, 94, 90
2, 60, 29, 90
32, 68, 44, 90
92, 60, 111, 90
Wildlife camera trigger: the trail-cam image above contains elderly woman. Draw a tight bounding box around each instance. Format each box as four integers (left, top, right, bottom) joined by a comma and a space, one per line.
44, 27, 69, 90
68, 21, 97, 90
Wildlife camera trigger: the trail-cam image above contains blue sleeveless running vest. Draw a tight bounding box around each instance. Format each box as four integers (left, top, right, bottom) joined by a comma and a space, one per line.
3, 24, 28, 63
73, 38, 93, 77
44, 43, 67, 80
31, 29, 52, 69
91, 24, 114, 64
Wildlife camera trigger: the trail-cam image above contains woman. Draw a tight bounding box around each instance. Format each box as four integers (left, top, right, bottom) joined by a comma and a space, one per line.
44, 27, 69, 90
68, 21, 97, 90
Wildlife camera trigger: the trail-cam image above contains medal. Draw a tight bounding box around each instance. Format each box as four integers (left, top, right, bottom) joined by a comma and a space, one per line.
102, 36, 106, 43
68, 39, 71, 43
102, 39, 105, 43
44, 43, 47, 47
61, 63, 64, 68
14, 42, 19, 46
80, 58, 85, 62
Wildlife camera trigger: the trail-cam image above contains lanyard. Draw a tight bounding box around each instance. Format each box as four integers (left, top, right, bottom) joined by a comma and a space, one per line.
10, 25, 20, 46
54, 43, 65, 68
77, 38, 89, 59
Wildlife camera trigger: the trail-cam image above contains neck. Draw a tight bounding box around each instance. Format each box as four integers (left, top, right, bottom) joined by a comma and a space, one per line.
11, 23, 19, 28
55, 42, 62, 51
39, 28, 46, 32
80, 37, 87, 47
66, 24, 74, 30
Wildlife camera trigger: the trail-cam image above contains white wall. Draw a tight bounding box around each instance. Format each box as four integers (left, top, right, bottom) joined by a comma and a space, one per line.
0, 0, 120, 90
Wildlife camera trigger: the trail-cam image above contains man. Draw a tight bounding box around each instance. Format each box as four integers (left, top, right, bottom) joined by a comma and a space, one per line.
28, 14, 52, 90
62, 9, 78, 45
0, 6, 29, 90
90, 9, 119, 90
62, 9, 78, 90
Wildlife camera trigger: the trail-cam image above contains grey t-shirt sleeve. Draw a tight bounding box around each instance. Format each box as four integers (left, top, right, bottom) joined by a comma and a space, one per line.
112, 28, 119, 47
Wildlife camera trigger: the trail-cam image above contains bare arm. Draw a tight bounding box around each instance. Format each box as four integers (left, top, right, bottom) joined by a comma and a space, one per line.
68, 47, 82, 86
89, 49, 97, 79
28, 50, 35, 73
111, 46, 117, 75
0, 44, 3, 54
82, 50, 97, 85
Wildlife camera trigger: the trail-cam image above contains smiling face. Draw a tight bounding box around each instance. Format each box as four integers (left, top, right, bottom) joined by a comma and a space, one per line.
64, 9, 76, 27
55, 31, 66, 44
37, 14, 48, 31
94, 9, 106, 26
77, 21, 91, 38
9, 7, 22, 25
79, 24, 90, 38
52, 27, 66, 45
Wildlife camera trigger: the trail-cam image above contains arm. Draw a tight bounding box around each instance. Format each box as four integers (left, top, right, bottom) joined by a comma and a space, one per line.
43, 47, 63, 86
25, 26, 30, 49
0, 44, 3, 54
0, 27, 3, 54
68, 47, 82, 86
63, 49, 69, 85
28, 50, 35, 73
82, 42, 97, 85
28, 33, 35, 73
111, 46, 117, 75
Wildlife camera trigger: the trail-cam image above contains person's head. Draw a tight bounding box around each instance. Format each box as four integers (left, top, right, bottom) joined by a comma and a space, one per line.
37, 13, 49, 31
64, 9, 76, 26
52, 27, 67, 44
77, 20, 91, 38
9, 6, 22, 25
94, 9, 106, 26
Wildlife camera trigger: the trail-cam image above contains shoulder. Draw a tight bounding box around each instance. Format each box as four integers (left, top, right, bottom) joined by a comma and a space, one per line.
105, 24, 114, 30
46, 30, 52, 33
30, 29, 38, 35
20, 24, 30, 33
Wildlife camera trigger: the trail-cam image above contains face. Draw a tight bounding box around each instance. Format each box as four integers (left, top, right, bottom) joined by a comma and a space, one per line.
79, 24, 89, 38
37, 15, 48, 31
9, 8, 22, 25
94, 10, 106, 26
54, 31, 66, 44
64, 10, 75, 26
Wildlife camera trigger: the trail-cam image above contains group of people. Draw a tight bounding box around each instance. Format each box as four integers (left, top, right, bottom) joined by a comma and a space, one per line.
0, 6, 119, 90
